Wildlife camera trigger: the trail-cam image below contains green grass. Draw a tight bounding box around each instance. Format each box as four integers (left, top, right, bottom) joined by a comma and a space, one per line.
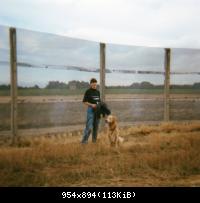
18, 88, 87, 96
1, 88, 200, 96
105, 88, 164, 94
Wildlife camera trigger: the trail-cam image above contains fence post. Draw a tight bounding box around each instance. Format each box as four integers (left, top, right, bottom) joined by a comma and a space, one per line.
164, 48, 171, 121
99, 43, 106, 132
9, 27, 18, 142
100, 42, 106, 102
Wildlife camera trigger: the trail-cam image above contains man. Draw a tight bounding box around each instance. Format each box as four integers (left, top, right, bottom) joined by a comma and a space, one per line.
81, 78, 101, 144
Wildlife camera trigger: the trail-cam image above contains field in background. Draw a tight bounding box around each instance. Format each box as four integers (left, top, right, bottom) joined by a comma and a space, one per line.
0, 121, 200, 186
1, 93, 200, 130
1, 88, 200, 96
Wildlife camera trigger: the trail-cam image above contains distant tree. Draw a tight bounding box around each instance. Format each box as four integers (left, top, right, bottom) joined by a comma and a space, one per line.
130, 81, 154, 89
45, 81, 68, 89
130, 83, 141, 88
193, 82, 200, 89
140, 81, 154, 89
0, 84, 10, 90
45, 80, 90, 89
68, 80, 90, 89
33, 85, 40, 89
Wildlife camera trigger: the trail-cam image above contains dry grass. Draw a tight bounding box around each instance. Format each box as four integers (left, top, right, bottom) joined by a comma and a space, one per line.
0, 121, 200, 186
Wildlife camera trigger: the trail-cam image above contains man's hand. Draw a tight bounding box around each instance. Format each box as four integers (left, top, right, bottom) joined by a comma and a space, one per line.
83, 102, 97, 109
91, 104, 96, 109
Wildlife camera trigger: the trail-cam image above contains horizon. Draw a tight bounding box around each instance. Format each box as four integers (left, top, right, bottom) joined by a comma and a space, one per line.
1, 63, 200, 87
1, 75, 200, 89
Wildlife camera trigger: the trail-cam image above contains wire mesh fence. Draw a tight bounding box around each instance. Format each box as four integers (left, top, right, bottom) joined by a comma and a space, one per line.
0, 26, 10, 131
0, 25, 200, 135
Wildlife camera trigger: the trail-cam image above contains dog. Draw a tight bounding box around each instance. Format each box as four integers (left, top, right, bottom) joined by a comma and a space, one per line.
105, 115, 124, 147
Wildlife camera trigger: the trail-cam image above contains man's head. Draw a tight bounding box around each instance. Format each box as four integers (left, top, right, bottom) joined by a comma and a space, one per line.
90, 78, 97, 89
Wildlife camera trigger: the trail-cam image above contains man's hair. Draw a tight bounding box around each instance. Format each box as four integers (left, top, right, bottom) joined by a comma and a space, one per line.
90, 78, 97, 84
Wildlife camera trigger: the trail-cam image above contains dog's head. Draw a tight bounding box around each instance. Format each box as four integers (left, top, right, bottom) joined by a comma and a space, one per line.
105, 115, 117, 125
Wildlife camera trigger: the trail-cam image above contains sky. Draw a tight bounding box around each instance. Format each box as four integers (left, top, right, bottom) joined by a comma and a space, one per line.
0, 0, 200, 48
0, 0, 200, 86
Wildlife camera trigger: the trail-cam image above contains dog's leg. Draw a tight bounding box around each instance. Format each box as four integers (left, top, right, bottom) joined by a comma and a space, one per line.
113, 133, 118, 148
115, 129, 120, 148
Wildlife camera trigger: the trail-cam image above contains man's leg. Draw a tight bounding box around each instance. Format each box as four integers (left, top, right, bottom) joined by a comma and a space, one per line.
81, 108, 94, 143
92, 116, 100, 143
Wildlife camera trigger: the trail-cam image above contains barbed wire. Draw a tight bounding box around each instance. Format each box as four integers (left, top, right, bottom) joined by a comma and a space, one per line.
1, 60, 200, 75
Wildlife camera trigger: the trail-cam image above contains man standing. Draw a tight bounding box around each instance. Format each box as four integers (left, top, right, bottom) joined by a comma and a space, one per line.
81, 78, 101, 144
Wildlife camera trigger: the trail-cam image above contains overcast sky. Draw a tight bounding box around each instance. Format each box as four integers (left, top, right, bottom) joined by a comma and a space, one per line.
0, 0, 200, 48
1, 0, 200, 86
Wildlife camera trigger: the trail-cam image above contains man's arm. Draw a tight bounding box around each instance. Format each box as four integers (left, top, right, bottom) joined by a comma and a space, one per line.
83, 102, 96, 109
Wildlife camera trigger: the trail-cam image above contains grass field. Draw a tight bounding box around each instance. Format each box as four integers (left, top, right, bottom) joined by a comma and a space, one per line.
1, 88, 200, 96
0, 122, 200, 186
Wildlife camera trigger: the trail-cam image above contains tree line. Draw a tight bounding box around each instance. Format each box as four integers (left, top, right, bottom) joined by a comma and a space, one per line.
0, 80, 200, 90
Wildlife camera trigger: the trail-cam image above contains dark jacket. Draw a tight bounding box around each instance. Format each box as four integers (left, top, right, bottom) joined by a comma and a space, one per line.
95, 101, 111, 119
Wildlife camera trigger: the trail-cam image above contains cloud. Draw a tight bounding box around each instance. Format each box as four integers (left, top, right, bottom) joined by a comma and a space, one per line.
106, 44, 164, 70
16, 28, 99, 67
0, 26, 10, 62
1, 0, 200, 81
0, 26, 9, 49
0, 0, 200, 48
172, 48, 200, 71
1, 23, 200, 74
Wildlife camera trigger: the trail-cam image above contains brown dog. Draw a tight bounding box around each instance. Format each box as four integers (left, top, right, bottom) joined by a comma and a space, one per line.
105, 115, 124, 147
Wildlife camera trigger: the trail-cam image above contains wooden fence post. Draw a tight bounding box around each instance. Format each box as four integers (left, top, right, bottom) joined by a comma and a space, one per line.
100, 42, 106, 102
164, 48, 171, 121
9, 27, 18, 141
99, 43, 106, 132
